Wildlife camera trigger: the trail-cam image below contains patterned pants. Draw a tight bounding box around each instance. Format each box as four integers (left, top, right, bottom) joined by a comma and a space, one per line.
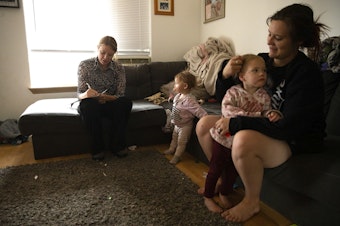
169, 124, 193, 158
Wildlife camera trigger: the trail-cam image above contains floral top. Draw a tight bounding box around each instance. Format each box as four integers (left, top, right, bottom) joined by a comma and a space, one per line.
171, 93, 207, 127
77, 57, 126, 97
210, 84, 271, 148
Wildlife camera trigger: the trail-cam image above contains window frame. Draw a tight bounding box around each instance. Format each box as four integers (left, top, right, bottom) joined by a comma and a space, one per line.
23, 0, 151, 91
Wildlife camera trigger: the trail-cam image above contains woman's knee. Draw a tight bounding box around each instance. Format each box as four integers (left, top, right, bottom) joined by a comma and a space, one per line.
79, 99, 100, 115
231, 131, 255, 157
196, 115, 219, 136
196, 117, 207, 137
232, 130, 291, 167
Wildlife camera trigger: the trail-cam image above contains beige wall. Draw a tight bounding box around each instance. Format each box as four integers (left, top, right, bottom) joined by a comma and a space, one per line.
151, 0, 201, 61
0, 0, 201, 120
200, 0, 340, 55
0, 0, 339, 120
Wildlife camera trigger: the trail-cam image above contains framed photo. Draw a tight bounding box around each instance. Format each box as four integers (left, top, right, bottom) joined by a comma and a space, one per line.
204, 0, 225, 23
154, 0, 174, 16
0, 0, 19, 8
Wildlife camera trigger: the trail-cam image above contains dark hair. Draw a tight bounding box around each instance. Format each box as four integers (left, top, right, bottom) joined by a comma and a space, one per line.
175, 71, 197, 89
267, 4, 329, 61
98, 36, 118, 53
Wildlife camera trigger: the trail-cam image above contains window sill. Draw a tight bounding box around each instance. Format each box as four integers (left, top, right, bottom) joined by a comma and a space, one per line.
29, 86, 77, 94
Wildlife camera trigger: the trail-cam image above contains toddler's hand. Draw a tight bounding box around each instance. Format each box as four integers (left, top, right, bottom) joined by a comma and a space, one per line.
266, 110, 283, 122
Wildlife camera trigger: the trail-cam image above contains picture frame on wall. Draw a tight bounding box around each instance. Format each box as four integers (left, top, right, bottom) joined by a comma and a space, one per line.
154, 0, 174, 16
204, 0, 225, 23
0, 0, 19, 8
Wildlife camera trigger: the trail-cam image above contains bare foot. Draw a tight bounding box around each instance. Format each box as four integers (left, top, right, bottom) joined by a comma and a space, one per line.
204, 197, 223, 213
219, 193, 233, 209
197, 187, 205, 195
163, 149, 174, 155
221, 199, 260, 222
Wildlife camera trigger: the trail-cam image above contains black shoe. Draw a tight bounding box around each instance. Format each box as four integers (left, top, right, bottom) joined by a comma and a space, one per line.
92, 152, 105, 161
114, 149, 129, 158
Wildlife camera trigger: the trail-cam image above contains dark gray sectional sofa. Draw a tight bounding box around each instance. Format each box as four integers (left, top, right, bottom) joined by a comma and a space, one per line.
19, 61, 340, 226
19, 61, 188, 159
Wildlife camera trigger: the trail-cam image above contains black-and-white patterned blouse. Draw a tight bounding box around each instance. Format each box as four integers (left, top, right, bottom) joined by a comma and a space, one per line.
77, 57, 126, 97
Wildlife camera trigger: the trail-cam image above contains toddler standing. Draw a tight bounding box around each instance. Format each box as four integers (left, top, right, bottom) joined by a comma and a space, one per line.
164, 71, 208, 164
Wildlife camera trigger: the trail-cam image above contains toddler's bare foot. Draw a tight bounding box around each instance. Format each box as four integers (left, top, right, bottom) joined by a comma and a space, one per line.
221, 198, 260, 222
169, 155, 180, 164
219, 193, 233, 209
163, 149, 174, 155
197, 187, 205, 195
204, 197, 223, 213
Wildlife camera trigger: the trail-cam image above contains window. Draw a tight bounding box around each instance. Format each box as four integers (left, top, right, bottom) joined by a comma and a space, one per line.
23, 0, 150, 89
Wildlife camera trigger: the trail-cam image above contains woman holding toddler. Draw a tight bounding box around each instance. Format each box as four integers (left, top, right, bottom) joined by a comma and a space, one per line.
196, 3, 328, 223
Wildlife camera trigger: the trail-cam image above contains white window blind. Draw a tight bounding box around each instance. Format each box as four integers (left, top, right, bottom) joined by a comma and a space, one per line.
23, 0, 150, 88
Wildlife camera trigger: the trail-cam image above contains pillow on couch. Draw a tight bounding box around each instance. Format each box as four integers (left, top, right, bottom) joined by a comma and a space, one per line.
160, 81, 211, 100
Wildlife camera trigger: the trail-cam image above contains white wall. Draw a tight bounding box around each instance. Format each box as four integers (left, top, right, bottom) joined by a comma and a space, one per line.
0, 4, 80, 121
0, 0, 201, 120
200, 0, 340, 55
0, 0, 339, 120
151, 0, 201, 61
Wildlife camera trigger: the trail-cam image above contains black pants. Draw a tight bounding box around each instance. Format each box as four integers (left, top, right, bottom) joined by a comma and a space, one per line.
78, 97, 132, 155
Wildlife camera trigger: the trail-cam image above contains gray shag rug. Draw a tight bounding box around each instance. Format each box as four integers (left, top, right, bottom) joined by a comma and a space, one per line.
0, 149, 240, 226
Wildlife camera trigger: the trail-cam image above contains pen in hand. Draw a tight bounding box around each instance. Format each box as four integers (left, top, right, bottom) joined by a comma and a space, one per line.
86, 83, 107, 93
85, 82, 108, 97
86, 83, 91, 89
85, 82, 98, 98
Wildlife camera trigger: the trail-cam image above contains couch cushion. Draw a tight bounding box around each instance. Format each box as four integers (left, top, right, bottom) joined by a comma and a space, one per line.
149, 61, 187, 94
323, 71, 340, 115
260, 136, 340, 225
325, 76, 340, 137
19, 98, 83, 135
129, 100, 166, 129
19, 98, 167, 135
125, 64, 152, 100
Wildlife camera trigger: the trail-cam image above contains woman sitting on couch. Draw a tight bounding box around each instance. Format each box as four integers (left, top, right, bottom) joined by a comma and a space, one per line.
77, 36, 132, 161
196, 3, 328, 222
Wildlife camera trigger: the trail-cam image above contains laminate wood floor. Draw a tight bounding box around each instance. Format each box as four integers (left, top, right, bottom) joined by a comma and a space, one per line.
0, 141, 292, 226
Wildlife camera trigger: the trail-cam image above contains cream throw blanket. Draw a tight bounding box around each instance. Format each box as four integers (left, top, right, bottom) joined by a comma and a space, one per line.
184, 37, 235, 96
